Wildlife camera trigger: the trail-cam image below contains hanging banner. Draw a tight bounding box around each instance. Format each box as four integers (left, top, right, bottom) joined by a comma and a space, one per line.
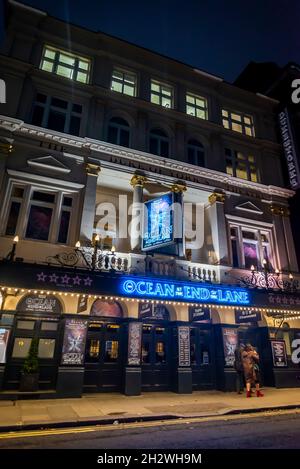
138, 302, 170, 320
271, 340, 288, 367
77, 295, 88, 314
0, 328, 10, 364
189, 306, 210, 322
142, 192, 174, 251
222, 328, 238, 367
127, 322, 142, 366
61, 319, 88, 366
178, 326, 190, 367
17, 293, 62, 314
278, 108, 300, 189
235, 309, 261, 324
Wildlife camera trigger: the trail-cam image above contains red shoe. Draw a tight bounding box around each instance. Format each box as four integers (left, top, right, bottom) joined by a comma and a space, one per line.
256, 390, 264, 397
246, 391, 251, 398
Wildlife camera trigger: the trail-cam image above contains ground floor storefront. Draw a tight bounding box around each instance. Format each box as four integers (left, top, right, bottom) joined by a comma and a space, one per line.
0, 261, 300, 398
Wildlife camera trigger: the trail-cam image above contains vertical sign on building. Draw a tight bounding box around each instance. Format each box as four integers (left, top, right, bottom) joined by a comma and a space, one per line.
127, 322, 142, 366
278, 108, 300, 190
178, 326, 190, 367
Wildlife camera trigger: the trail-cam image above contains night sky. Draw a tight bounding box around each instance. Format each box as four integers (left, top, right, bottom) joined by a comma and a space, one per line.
1, 0, 300, 82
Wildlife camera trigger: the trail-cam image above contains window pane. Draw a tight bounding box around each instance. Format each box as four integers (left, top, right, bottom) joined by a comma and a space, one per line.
69, 115, 81, 136
226, 160, 233, 176
151, 93, 160, 105
232, 123, 242, 133
111, 80, 122, 93
222, 110, 228, 117
186, 104, 195, 116
149, 137, 159, 155
41, 322, 58, 331
5, 201, 21, 236
44, 48, 56, 59
56, 65, 73, 79
156, 341, 166, 364
105, 340, 119, 362
231, 113, 242, 122
32, 191, 55, 203
142, 342, 150, 363
47, 110, 66, 132
113, 70, 123, 80
41, 60, 54, 73
38, 339, 56, 359
17, 320, 35, 330
244, 116, 252, 125
87, 339, 100, 359
243, 242, 258, 268
12, 187, 24, 198
72, 103, 82, 114
76, 71, 88, 83
25, 206, 52, 240
31, 105, 44, 127
57, 210, 71, 243
160, 140, 169, 157
51, 97, 68, 109
162, 96, 171, 108
245, 126, 253, 136
59, 53, 75, 66
196, 109, 206, 119
151, 82, 160, 92
62, 196, 73, 207
236, 165, 247, 179
186, 94, 194, 104
231, 239, 239, 267
119, 128, 130, 147
123, 84, 134, 96
223, 119, 229, 129
78, 60, 89, 70
12, 338, 32, 358
107, 125, 118, 144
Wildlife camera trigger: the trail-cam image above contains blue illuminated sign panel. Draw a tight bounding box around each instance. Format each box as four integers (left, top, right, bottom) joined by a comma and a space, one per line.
142, 192, 174, 251
120, 278, 250, 306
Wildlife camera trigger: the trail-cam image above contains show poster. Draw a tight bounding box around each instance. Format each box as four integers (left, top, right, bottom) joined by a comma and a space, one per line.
0, 328, 10, 364
271, 340, 288, 367
222, 328, 238, 367
61, 319, 88, 366
142, 192, 174, 251
127, 322, 142, 366
178, 326, 190, 367
17, 293, 62, 314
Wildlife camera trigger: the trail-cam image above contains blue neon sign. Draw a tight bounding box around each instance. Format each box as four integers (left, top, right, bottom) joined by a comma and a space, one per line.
142, 192, 174, 251
120, 278, 250, 306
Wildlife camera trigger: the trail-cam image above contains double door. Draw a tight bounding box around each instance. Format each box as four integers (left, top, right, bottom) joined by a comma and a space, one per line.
190, 325, 215, 390
84, 321, 124, 392
141, 323, 170, 391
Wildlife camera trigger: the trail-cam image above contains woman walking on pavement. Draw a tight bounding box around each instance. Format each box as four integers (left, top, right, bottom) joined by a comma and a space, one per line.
241, 343, 264, 398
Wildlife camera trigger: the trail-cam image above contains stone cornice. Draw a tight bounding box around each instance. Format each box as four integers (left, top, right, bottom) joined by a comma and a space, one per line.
0, 115, 295, 200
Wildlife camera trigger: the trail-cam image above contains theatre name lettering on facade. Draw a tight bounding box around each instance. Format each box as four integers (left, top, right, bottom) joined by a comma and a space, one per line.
0, 0, 300, 397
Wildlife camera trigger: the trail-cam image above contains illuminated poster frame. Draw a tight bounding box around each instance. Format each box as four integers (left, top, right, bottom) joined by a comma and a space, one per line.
142, 192, 175, 251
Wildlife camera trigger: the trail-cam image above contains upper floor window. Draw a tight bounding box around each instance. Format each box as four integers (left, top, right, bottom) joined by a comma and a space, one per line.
3, 184, 75, 244
222, 109, 255, 137
107, 117, 130, 147
111, 68, 137, 97
40, 45, 90, 84
187, 139, 205, 166
151, 80, 173, 108
31, 93, 82, 136
230, 225, 273, 270
225, 148, 258, 182
186, 93, 208, 120
149, 129, 169, 157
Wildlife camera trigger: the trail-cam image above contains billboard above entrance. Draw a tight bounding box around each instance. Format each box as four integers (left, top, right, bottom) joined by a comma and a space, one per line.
142, 192, 174, 251
121, 278, 250, 306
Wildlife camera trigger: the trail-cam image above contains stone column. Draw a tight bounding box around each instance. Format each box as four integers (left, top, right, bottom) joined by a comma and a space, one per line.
130, 175, 147, 252
271, 204, 298, 272
79, 163, 101, 244
208, 191, 229, 266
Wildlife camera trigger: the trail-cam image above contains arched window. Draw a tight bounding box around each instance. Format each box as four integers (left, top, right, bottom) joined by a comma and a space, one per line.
107, 117, 130, 147
149, 128, 169, 157
187, 139, 205, 167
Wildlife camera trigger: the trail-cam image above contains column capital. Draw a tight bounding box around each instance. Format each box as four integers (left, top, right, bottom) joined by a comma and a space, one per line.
130, 174, 147, 188
270, 204, 290, 217
208, 191, 225, 204
86, 163, 101, 176
170, 183, 187, 194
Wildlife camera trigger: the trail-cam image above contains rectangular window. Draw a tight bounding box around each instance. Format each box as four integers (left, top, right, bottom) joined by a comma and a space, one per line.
12, 338, 32, 358
222, 109, 255, 137
111, 68, 137, 96
31, 93, 82, 136
40, 45, 90, 84
186, 93, 208, 120
151, 79, 173, 108
229, 225, 274, 270
17, 320, 35, 330
41, 322, 58, 331
38, 339, 56, 359
104, 340, 119, 362
225, 148, 259, 182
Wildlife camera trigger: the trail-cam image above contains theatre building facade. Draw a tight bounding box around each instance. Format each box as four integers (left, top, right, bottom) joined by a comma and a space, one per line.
0, 1, 300, 398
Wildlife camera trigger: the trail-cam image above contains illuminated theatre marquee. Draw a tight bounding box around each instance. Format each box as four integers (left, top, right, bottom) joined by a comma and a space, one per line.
121, 279, 250, 305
